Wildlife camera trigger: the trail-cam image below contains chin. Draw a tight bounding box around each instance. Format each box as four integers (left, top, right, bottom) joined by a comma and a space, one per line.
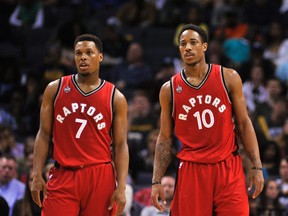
78, 71, 90, 77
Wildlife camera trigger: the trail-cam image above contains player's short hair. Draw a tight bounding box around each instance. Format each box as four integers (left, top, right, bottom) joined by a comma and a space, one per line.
178, 24, 208, 44
74, 34, 103, 53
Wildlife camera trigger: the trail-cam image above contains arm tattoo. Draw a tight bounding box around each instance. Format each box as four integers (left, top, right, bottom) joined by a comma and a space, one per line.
152, 139, 172, 182
246, 151, 262, 167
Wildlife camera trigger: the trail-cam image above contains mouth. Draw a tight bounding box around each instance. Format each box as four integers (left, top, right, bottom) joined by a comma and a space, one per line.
184, 53, 194, 60
79, 63, 89, 70
184, 53, 194, 57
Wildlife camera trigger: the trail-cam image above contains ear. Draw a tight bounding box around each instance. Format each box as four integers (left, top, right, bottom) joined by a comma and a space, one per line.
99, 53, 103, 62
203, 42, 208, 52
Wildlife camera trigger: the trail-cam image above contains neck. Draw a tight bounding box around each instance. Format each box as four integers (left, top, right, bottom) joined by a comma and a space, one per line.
185, 62, 209, 77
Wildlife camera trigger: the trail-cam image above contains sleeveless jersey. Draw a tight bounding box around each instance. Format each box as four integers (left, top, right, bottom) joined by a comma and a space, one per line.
53, 75, 115, 167
171, 64, 237, 163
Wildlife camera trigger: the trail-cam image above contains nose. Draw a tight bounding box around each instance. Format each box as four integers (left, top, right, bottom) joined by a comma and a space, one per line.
185, 43, 192, 50
80, 53, 87, 60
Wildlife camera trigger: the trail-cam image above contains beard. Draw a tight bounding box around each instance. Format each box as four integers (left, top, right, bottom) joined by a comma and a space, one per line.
78, 71, 90, 77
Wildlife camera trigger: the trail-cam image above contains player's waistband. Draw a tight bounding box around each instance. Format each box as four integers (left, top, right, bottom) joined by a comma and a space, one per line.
54, 161, 112, 170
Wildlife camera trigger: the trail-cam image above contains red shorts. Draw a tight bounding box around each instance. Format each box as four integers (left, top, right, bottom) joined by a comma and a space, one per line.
171, 154, 249, 216
42, 162, 117, 216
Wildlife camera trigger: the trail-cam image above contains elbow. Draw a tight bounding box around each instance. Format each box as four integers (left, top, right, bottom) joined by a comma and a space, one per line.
236, 118, 252, 133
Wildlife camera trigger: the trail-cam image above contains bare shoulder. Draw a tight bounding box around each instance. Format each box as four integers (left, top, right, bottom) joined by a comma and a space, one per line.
222, 66, 242, 92
43, 79, 60, 99
160, 81, 171, 97
113, 88, 128, 109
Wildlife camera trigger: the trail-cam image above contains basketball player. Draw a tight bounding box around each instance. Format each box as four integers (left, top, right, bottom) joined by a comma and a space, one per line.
31, 34, 129, 216
151, 24, 264, 215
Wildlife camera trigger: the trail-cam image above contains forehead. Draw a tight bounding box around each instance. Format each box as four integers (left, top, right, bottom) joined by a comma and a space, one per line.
180, 29, 201, 41
0, 158, 16, 166
75, 41, 97, 50
162, 176, 175, 185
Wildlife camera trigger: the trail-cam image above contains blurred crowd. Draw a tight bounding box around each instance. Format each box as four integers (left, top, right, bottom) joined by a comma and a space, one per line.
1, 0, 288, 215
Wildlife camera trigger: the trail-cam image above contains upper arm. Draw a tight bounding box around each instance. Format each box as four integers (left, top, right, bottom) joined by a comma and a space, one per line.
158, 81, 174, 141
223, 67, 249, 125
112, 89, 128, 147
38, 79, 59, 140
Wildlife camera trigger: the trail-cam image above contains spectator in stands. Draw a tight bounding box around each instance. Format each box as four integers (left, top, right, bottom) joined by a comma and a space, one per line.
253, 78, 286, 140
213, 6, 248, 41
121, 184, 133, 216
12, 168, 41, 216
152, 57, 176, 103
0, 103, 18, 133
242, 64, 268, 115
140, 175, 175, 216
0, 125, 24, 160
130, 129, 158, 183
110, 42, 154, 100
17, 135, 36, 183
258, 97, 287, 141
261, 141, 281, 177
22, 74, 42, 135
133, 187, 152, 209
276, 157, 288, 207
263, 22, 288, 71
276, 118, 288, 156
130, 128, 178, 184
127, 90, 157, 153
206, 39, 230, 67
100, 16, 130, 80
40, 43, 70, 89
255, 178, 285, 216
0, 155, 25, 216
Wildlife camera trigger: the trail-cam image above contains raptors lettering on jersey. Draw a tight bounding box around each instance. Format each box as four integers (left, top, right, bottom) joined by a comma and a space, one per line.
178, 94, 226, 121
56, 102, 105, 130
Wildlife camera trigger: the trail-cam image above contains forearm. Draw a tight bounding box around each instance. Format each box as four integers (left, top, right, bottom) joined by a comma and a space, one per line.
33, 132, 50, 178
114, 144, 129, 190
152, 138, 173, 182
238, 120, 262, 168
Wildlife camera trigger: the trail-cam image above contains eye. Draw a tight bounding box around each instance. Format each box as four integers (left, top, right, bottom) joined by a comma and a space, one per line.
179, 42, 186, 47
87, 50, 94, 56
75, 51, 81, 56
191, 41, 198, 45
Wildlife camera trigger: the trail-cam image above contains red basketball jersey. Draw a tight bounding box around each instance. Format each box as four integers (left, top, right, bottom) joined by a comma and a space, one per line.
53, 75, 114, 167
171, 64, 237, 163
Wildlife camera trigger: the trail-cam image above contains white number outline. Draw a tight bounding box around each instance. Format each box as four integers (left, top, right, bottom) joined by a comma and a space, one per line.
193, 109, 214, 130
75, 118, 87, 139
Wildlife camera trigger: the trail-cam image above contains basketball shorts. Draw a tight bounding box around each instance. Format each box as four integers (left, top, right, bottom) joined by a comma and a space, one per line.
42, 162, 117, 216
171, 154, 249, 216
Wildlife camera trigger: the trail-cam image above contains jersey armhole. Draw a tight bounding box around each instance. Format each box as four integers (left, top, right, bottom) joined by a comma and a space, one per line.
170, 78, 174, 118
220, 66, 232, 103
53, 77, 62, 105
111, 85, 116, 118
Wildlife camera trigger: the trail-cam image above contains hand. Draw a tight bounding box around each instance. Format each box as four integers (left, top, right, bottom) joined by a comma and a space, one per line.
151, 184, 166, 212
108, 187, 126, 216
31, 175, 47, 207
248, 169, 264, 199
